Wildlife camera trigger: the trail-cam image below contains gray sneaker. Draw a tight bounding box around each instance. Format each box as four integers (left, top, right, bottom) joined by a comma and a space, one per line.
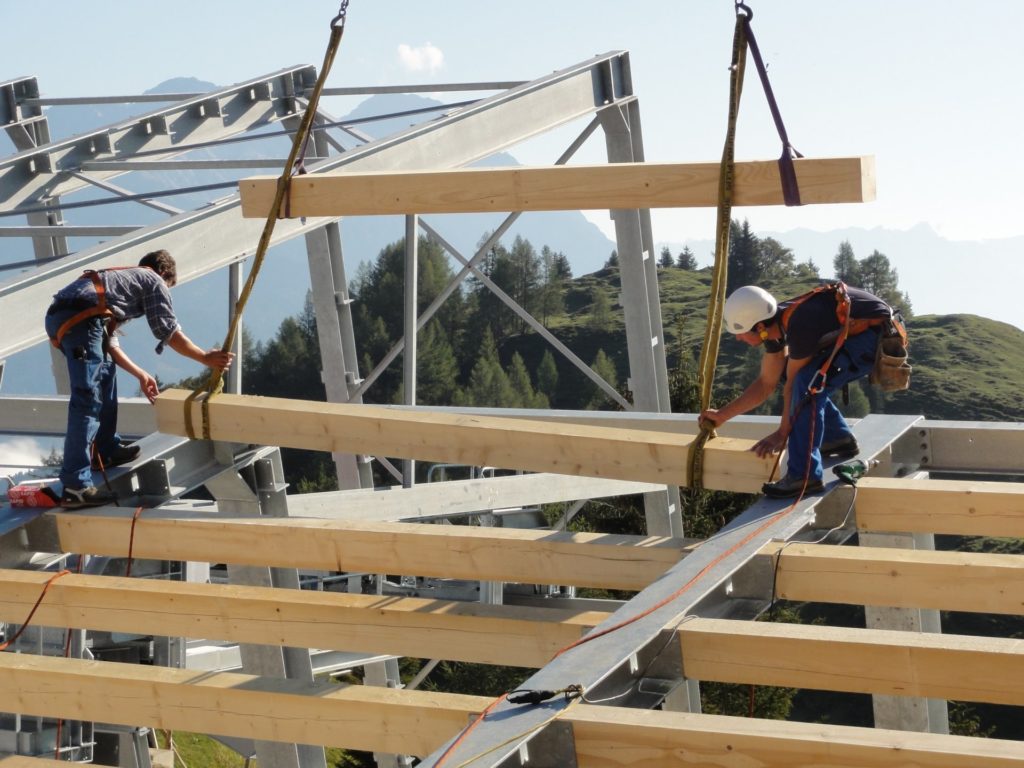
60, 486, 118, 509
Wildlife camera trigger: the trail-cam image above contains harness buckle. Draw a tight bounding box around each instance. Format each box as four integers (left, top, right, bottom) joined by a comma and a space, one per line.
807, 369, 827, 395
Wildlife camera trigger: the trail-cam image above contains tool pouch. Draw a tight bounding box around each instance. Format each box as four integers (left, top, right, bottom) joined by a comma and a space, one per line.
869, 314, 911, 391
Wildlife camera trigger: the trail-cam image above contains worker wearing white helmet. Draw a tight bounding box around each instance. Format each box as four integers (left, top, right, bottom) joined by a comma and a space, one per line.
701, 282, 901, 498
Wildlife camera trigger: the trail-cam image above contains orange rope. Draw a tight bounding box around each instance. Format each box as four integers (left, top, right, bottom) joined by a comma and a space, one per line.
0, 570, 71, 651
125, 506, 144, 577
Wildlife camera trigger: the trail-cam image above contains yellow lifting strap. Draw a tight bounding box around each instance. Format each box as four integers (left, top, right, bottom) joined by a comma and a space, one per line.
688, 1, 804, 491
688, 6, 748, 492
184, 2, 353, 439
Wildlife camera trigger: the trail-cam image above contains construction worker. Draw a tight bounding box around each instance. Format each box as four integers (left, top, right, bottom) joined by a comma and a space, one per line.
44, 250, 234, 509
700, 283, 899, 498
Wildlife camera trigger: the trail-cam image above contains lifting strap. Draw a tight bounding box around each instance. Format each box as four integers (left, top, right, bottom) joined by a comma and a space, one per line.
183, 1, 352, 439
689, 1, 805, 492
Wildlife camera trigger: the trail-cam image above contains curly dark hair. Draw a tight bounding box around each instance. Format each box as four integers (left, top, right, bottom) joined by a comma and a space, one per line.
138, 249, 177, 286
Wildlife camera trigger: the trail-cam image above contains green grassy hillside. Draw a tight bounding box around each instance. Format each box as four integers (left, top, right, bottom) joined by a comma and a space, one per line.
507, 265, 1024, 423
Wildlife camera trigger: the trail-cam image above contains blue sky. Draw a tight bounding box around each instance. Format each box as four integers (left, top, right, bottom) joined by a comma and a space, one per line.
5, 0, 1024, 243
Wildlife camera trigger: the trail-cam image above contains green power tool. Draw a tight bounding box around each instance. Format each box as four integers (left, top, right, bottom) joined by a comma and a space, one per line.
832, 459, 879, 486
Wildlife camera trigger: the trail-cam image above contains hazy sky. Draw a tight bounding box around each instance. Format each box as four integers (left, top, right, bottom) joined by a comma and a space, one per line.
5, 0, 1023, 244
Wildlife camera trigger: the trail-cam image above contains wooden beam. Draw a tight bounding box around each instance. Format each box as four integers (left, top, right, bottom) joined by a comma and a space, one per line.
0, 652, 486, 757
856, 477, 1024, 537
6, 652, 1017, 767
287, 472, 662, 522
0, 569, 608, 668
238, 157, 875, 217
569, 705, 1024, 768
51, 511, 692, 590
0, 759, 75, 768
153, 389, 777, 493
679, 617, 1024, 705
765, 542, 1024, 615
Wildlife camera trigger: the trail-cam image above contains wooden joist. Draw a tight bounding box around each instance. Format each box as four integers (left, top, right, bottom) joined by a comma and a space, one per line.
680, 617, 1024, 705
2, 653, 1019, 766
766, 542, 1024, 615
237, 157, 875, 218
0, 569, 608, 668
0, 759, 76, 767
51, 511, 691, 590
153, 389, 777, 493
856, 477, 1024, 537
569, 706, 1024, 768
0, 652, 486, 757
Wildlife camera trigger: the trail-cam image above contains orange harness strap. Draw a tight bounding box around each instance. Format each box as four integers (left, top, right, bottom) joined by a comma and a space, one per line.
780, 281, 893, 395
49, 270, 114, 349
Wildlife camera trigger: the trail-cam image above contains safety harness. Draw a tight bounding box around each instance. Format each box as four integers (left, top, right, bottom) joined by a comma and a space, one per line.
775, 281, 906, 395
48, 270, 115, 349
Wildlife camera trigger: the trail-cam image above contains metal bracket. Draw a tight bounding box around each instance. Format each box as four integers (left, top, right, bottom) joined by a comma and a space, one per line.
494, 720, 577, 768
582, 626, 684, 709
892, 425, 929, 476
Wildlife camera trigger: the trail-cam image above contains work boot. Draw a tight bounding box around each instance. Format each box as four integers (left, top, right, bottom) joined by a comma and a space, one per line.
820, 435, 859, 460
60, 486, 118, 509
762, 474, 824, 499
92, 441, 141, 470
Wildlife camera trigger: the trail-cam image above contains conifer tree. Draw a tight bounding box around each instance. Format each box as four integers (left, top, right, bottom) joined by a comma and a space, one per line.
416, 319, 461, 405
833, 240, 860, 285
536, 349, 559, 402
659, 246, 675, 268
462, 327, 516, 406
589, 288, 614, 331
676, 246, 698, 270
587, 349, 619, 409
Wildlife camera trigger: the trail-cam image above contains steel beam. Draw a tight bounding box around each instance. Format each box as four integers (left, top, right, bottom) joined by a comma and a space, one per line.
0, 66, 316, 209
0, 52, 637, 364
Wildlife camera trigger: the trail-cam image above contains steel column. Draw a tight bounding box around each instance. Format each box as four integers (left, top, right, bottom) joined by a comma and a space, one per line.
403, 215, 418, 488
600, 92, 680, 537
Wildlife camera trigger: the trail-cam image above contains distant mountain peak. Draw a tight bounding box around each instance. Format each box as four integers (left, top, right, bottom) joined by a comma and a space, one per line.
145, 76, 219, 95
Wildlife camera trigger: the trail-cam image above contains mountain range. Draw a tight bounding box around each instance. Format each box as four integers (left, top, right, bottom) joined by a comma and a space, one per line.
3, 82, 1022, 396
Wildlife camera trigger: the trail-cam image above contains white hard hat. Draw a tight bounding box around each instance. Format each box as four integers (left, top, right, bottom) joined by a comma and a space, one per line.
723, 286, 778, 334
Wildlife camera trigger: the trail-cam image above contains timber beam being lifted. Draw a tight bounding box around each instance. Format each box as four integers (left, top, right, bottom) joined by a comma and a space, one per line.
238, 157, 875, 218
153, 389, 777, 493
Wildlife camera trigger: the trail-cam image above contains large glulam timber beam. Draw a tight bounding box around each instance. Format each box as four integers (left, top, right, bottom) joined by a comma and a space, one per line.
679, 617, 1024, 706
0, 653, 486, 757
0, 569, 607, 668
6, 653, 1017, 767
855, 477, 1024, 537
50, 511, 693, 591
569, 705, 1024, 768
238, 157, 875, 217
764, 542, 1024, 615
0, 759, 75, 767
153, 389, 776, 493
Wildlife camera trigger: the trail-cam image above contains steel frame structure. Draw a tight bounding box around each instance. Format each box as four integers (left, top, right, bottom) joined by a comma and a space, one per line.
1, 54, 1021, 768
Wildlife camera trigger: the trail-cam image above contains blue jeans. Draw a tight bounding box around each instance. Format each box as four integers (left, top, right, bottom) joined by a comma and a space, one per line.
786, 328, 879, 482
44, 311, 121, 491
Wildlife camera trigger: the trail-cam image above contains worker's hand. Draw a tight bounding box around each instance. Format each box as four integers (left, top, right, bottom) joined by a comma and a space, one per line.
136, 372, 159, 404
752, 428, 788, 458
699, 409, 722, 431
203, 349, 235, 372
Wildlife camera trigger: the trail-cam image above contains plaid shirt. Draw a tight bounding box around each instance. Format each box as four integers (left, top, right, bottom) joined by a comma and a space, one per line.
52, 267, 180, 352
